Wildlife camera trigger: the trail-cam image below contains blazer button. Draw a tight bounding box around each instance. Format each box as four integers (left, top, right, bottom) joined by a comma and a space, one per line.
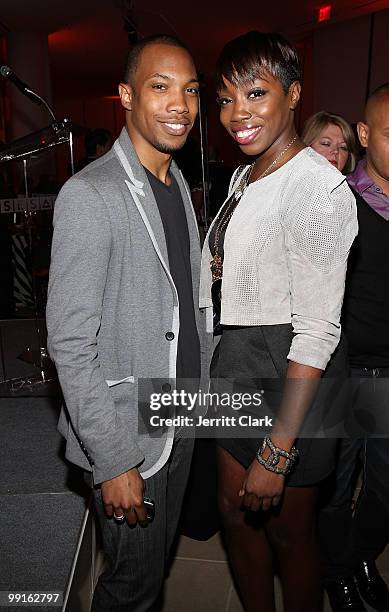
165, 331, 175, 341
162, 383, 171, 392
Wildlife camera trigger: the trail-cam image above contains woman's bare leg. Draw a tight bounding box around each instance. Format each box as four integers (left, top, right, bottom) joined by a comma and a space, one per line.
266, 486, 322, 612
217, 447, 276, 612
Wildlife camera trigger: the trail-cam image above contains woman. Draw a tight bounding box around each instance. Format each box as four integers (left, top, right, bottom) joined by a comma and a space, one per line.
199, 32, 358, 611
302, 111, 357, 173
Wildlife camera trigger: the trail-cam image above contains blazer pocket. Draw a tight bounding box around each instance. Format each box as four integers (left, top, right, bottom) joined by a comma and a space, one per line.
106, 376, 136, 414
105, 376, 135, 387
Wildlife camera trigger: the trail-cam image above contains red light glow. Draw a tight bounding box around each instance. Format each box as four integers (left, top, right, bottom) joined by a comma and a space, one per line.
318, 5, 332, 22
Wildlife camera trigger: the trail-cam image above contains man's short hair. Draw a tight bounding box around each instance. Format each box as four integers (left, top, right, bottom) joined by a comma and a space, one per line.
123, 34, 190, 85
365, 83, 389, 121
368, 83, 389, 102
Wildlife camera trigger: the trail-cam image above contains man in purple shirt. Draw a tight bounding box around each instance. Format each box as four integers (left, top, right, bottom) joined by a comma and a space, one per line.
348, 149, 389, 222
321, 83, 389, 612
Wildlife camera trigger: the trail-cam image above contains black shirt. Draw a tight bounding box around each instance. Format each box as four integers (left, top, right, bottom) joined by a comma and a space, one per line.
342, 189, 389, 368
145, 167, 201, 380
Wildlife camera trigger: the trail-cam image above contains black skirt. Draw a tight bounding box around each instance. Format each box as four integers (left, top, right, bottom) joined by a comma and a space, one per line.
211, 324, 349, 487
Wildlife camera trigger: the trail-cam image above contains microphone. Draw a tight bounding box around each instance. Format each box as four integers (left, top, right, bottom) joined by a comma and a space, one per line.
0, 65, 43, 105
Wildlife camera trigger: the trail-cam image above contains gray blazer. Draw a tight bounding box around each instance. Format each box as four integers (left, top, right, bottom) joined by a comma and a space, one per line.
46, 127, 212, 485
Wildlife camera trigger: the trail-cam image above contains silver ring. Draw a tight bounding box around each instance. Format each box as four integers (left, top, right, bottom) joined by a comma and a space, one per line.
113, 513, 126, 523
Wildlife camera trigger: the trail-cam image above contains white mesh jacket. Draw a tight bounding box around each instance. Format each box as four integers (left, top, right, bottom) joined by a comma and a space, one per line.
199, 147, 358, 371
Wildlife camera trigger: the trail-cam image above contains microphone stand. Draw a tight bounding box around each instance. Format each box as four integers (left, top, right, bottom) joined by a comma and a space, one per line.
1, 81, 75, 394
21, 85, 75, 174
23, 89, 56, 123
0, 68, 75, 174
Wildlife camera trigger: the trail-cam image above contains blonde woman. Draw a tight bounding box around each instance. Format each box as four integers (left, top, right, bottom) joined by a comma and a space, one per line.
302, 111, 357, 173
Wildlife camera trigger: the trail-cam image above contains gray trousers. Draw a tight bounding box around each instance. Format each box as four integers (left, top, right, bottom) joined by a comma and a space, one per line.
91, 437, 194, 612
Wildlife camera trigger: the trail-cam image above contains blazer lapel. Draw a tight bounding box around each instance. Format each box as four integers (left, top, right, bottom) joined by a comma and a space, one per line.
115, 128, 170, 271
114, 128, 202, 307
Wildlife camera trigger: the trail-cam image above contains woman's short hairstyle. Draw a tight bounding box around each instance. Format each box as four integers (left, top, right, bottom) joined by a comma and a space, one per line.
215, 31, 301, 94
302, 111, 357, 173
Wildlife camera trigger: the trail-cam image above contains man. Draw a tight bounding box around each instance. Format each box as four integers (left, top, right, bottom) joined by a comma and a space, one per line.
321, 84, 389, 612
46, 35, 211, 611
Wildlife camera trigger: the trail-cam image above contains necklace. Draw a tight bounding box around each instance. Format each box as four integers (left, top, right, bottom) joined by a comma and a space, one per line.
210, 133, 298, 283
210, 164, 252, 281
210, 193, 240, 282
249, 133, 298, 182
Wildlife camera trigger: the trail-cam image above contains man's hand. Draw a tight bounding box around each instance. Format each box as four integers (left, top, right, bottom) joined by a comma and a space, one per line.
239, 460, 285, 512
101, 467, 148, 525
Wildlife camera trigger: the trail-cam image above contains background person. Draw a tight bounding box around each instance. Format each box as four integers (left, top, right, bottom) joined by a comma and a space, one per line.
320, 84, 389, 612
302, 110, 357, 174
75, 127, 112, 172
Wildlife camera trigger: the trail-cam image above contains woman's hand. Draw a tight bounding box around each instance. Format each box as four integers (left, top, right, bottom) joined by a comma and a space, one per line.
239, 460, 285, 512
237, 360, 322, 513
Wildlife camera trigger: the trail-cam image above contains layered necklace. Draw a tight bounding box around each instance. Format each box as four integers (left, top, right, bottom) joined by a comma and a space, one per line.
210, 134, 298, 283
